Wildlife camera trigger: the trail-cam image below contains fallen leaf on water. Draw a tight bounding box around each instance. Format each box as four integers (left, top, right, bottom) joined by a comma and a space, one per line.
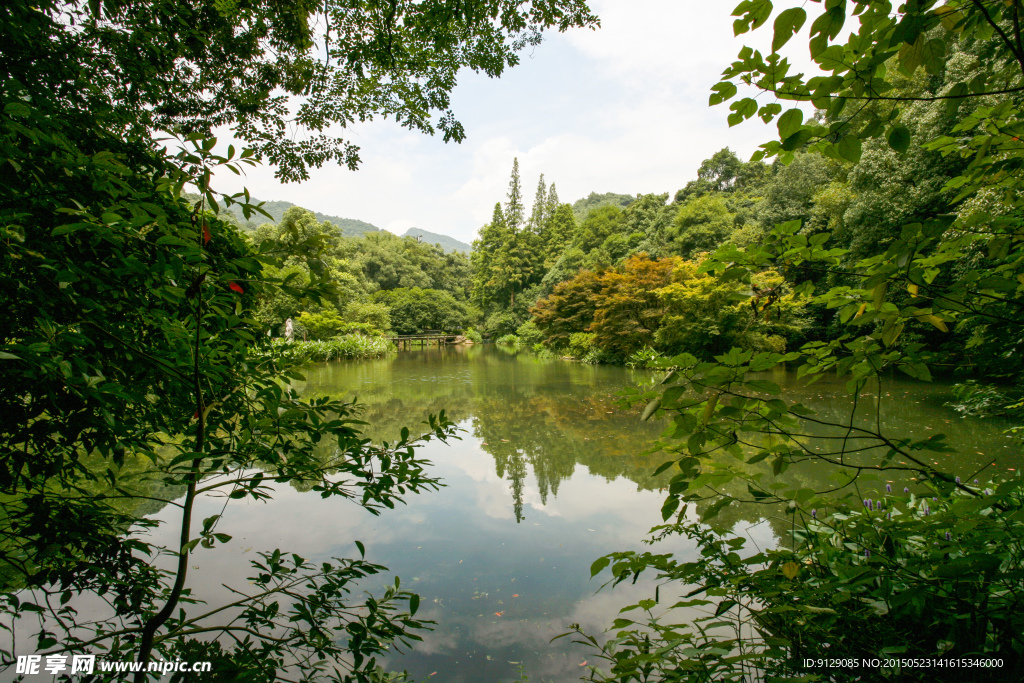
495, 611, 504, 616
512, 594, 519, 598
459, 560, 463, 563
579, 661, 588, 667
428, 673, 437, 677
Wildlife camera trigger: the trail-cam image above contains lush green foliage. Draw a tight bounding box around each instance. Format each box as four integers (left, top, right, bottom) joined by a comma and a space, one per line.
0, 0, 598, 678
371, 287, 470, 334
571, 481, 1024, 682
250, 207, 472, 336
565, 0, 1024, 679
572, 192, 636, 223
532, 255, 805, 361
472, 161, 574, 334
273, 336, 396, 362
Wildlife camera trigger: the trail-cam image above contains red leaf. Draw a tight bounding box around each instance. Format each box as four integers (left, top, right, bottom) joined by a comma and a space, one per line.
229, 282, 244, 294
202, 224, 212, 245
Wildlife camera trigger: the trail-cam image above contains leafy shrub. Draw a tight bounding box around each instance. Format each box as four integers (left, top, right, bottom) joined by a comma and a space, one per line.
567, 332, 596, 359
578, 480, 1024, 682
268, 335, 396, 362
344, 301, 392, 333
947, 381, 1010, 417
496, 333, 522, 346
337, 322, 385, 337
464, 327, 483, 344
581, 348, 615, 365
297, 309, 347, 340
485, 309, 524, 337
371, 287, 468, 334
516, 320, 544, 346
625, 346, 663, 368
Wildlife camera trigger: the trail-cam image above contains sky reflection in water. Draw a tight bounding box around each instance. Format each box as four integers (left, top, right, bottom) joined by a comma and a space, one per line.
161, 346, 1021, 683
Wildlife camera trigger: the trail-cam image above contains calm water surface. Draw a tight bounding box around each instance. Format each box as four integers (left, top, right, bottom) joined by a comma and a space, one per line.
156, 345, 1021, 682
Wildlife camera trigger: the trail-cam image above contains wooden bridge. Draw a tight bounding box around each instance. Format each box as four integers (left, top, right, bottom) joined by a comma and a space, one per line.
387, 332, 462, 349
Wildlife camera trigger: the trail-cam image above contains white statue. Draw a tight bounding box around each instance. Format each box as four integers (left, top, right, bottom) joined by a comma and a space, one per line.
285, 317, 294, 342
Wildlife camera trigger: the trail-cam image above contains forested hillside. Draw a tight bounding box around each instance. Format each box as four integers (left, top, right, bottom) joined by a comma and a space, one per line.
250, 207, 472, 337
403, 227, 472, 253
222, 196, 382, 235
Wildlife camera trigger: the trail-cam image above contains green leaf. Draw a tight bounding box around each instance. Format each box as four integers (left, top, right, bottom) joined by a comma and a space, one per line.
837, 135, 862, 163
899, 34, 926, 73
355, 540, 365, 558
781, 128, 812, 151
653, 460, 676, 476
809, 6, 845, 56
777, 108, 803, 140
747, 450, 771, 465
887, 124, 911, 153
772, 8, 807, 53
0, 351, 19, 360
4, 102, 30, 118
746, 379, 781, 395
409, 593, 420, 615
591, 556, 611, 577
702, 496, 733, 521
922, 38, 946, 75
641, 397, 661, 422
715, 599, 738, 616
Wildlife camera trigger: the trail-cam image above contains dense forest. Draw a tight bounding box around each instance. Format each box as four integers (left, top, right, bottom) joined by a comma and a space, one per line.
212, 205, 470, 338
468, 69, 1008, 381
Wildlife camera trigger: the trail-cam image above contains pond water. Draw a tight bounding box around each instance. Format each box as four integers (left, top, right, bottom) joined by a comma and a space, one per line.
150, 345, 1021, 682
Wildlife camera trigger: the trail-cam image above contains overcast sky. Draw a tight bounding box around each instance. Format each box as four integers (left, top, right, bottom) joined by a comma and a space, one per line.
212, 0, 796, 245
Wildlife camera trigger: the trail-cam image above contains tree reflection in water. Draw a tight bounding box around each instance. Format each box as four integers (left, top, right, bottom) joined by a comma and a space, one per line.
298, 345, 1021, 536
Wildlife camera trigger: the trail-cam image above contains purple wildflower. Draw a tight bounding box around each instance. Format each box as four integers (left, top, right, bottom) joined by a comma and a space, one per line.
945, 532, 952, 541
886, 484, 892, 493
811, 509, 817, 519
974, 479, 979, 485
956, 476, 961, 484
924, 505, 931, 516
904, 487, 910, 494
865, 549, 871, 559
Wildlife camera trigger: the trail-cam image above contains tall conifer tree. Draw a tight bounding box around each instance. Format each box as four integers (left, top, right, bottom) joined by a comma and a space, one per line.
527, 174, 547, 235
544, 182, 560, 229
504, 158, 524, 233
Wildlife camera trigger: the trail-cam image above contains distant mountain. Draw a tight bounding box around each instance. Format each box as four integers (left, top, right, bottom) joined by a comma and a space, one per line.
401, 227, 471, 254
571, 192, 635, 222
224, 198, 381, 237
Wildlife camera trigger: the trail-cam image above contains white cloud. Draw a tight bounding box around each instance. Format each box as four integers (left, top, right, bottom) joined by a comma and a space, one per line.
211, 0, 816, 244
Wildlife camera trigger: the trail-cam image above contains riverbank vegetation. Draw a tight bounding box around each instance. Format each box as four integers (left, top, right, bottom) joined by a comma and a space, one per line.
269, 337, 397, 363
